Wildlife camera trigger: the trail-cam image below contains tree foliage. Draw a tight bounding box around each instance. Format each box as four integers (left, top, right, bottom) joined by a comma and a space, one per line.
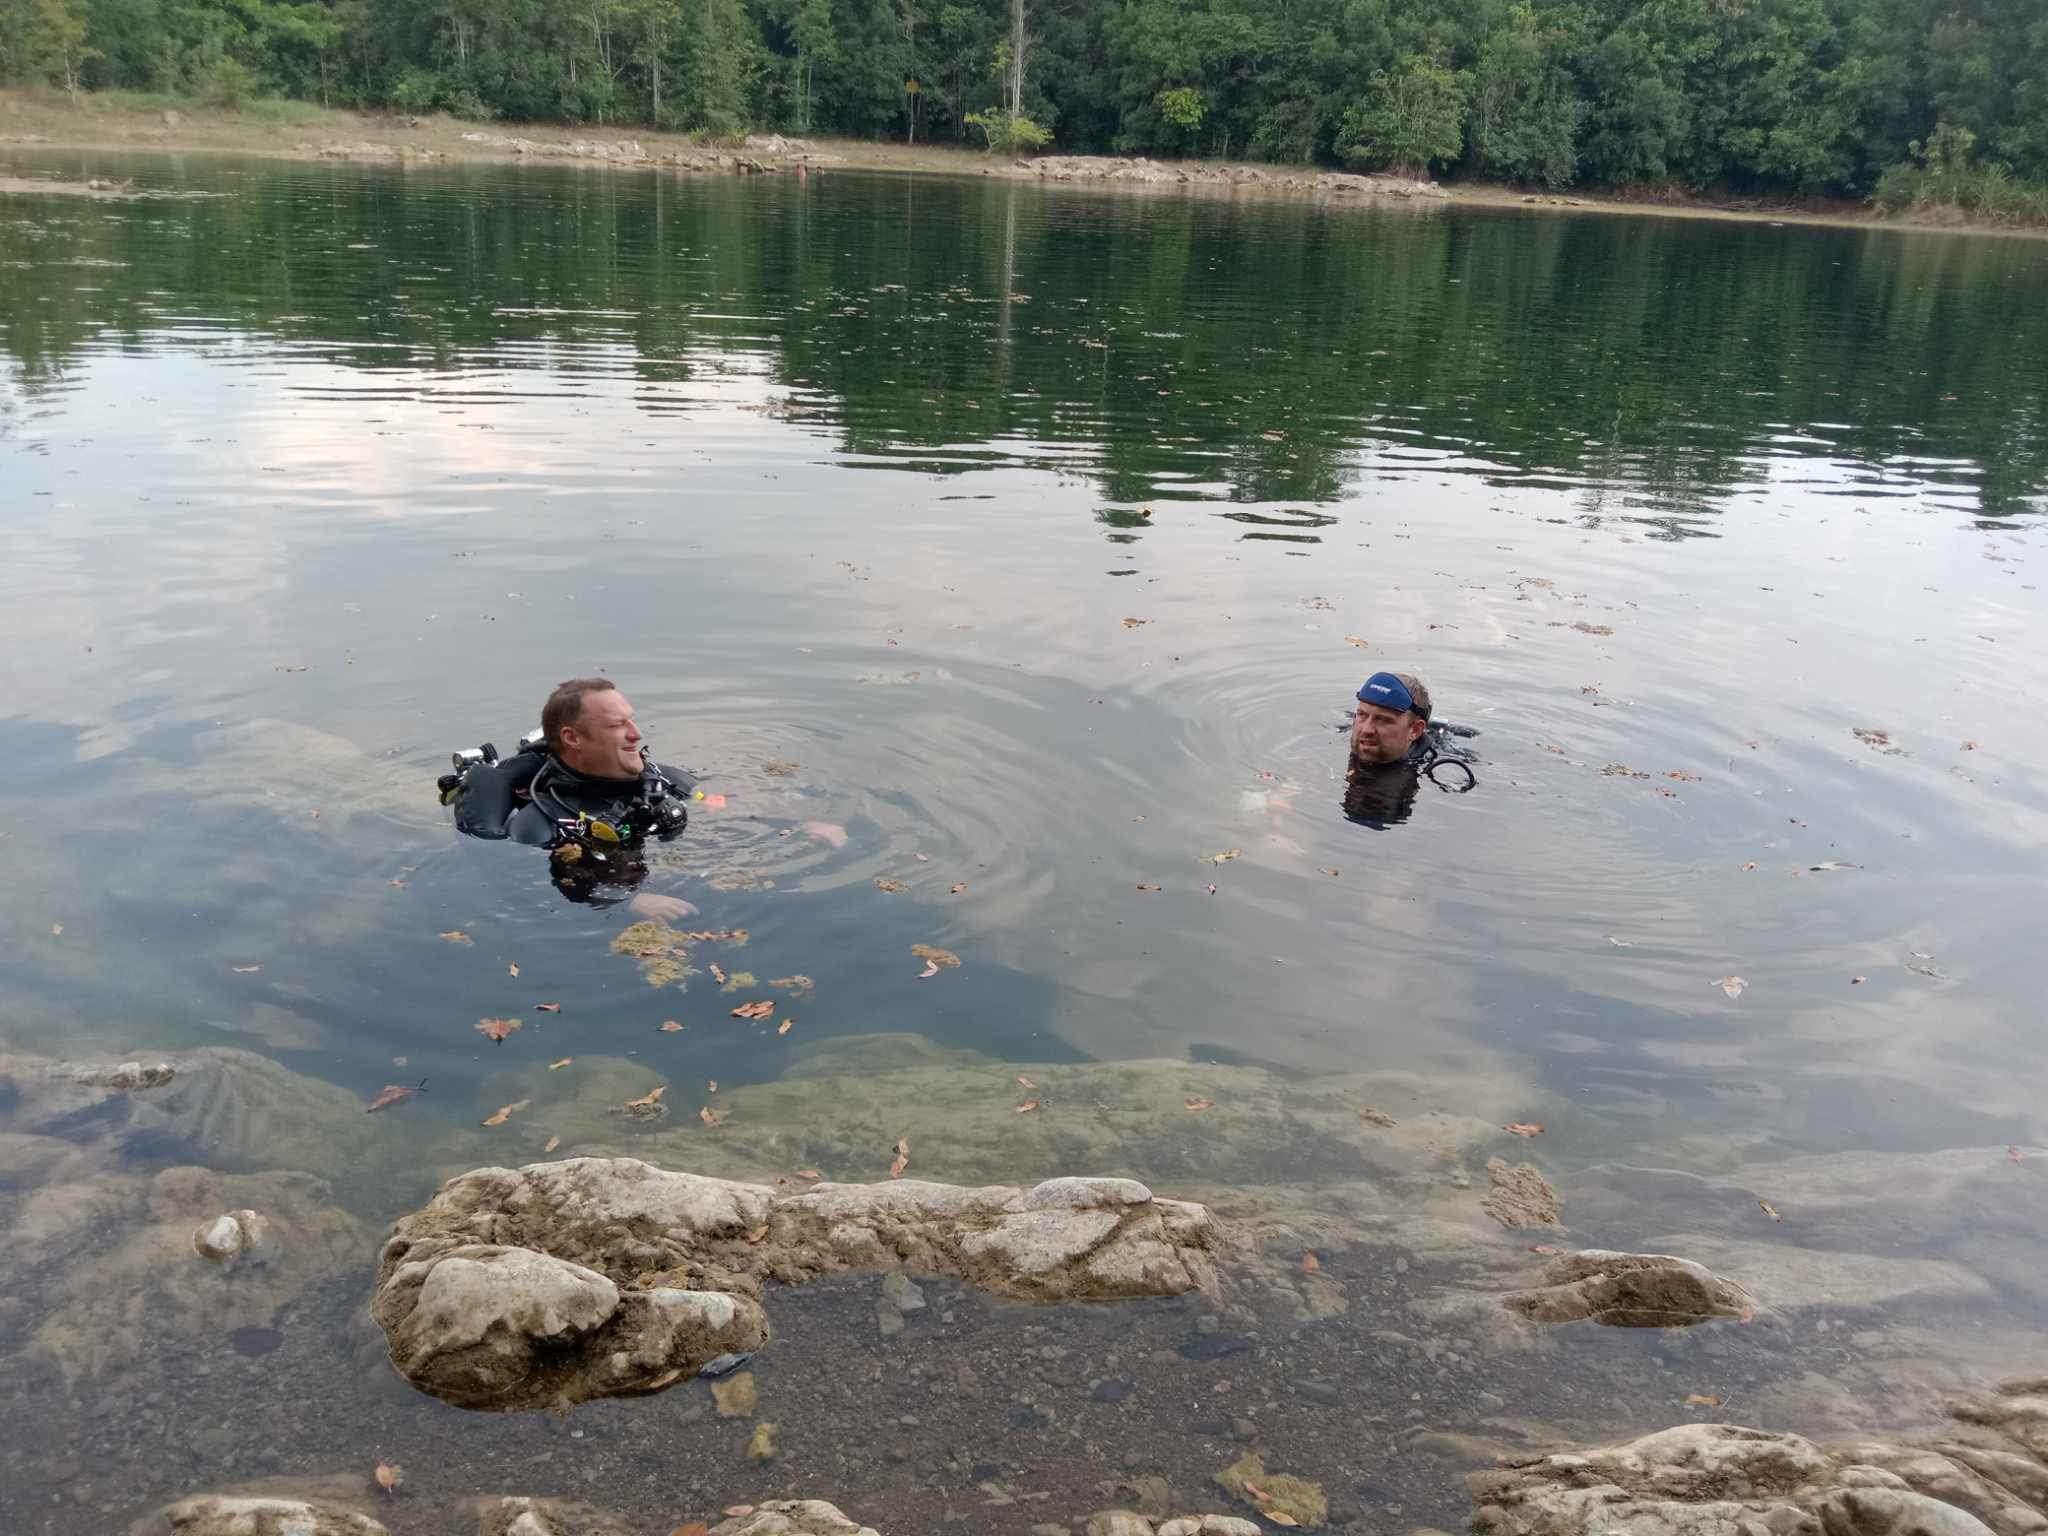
1, 0, 2044, 198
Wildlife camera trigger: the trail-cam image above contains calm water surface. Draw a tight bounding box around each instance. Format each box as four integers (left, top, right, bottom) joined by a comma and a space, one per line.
2, 151, 2046, 1533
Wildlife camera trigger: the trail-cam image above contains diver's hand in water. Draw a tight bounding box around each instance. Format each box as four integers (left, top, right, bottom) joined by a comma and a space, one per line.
629, 893, 699, 922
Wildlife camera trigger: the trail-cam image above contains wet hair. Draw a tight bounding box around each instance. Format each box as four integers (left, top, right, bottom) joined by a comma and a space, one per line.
1392, 672, 1432, 720
541, 677, 617, 749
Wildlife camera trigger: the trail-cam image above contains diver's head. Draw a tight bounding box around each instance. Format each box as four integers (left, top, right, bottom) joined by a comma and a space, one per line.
1351, 671, 1430, 764
543, 677, 644, 780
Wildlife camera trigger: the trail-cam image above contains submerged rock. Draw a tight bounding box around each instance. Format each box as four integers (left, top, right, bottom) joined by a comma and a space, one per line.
1469, 1377, 2048, 1535
191, 1208, 281, 1265
158, 1493, 389, 1535
476, 1494, 638, 1536
372, 1156, 1220, 1410
1501, 1251, 1755, 1328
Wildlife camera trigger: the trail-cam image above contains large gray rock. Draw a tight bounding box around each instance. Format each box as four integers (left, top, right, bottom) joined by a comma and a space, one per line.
1501, 1251, 1756, 1328
373, 1156, 1220, 1411
710, 1502, 881, 1535
1469, 1379, 2048, 1536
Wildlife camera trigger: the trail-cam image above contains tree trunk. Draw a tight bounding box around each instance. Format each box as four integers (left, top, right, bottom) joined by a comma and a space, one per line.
1008, 0, 1025, 118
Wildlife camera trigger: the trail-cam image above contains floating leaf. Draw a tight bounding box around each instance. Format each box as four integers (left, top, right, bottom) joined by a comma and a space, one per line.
1759, 1199, 1782, 1221
768, 975, 814, 992
548, 1058, 573, 1071
481, 1099, 528, 1127
1016, 1100, 1040, 1113
707, 1079, 718, 1093
777, 1017, 793, 1035
1121, 617, 1151, 628
51, 923, 63, 936
1742, 861, 1758, 871
1343, 634, 1369, 648
1359, 1107, 1396, 1127
535, 1002, 562, 1013
1136, 883, 1162, 892
918, 960, 940, 978
709, 962, 728, 985
476, 1016, 522, 1042
374, 1461, 402, 1492
912, 944, 960, 971
2008, 1145, 2023, 1163
1851, 976, 1866, 985
699, 1105, 726, 1127
366, 1083, 420, 1113
1505, 1123, 1545, 1137
950, 882, 966, 894
1206, 883, 1218, 895
1810, 861, 1859, 872
625, 1086, 667, 1109
1017, 1075, 1036, 1090
507, 961, 520, 977
1318, 867, 1340, 878
659, 1019, 684, 1032
732, 1000, 775, 1020
1716, 976, 1748, 998
544, 1136, 561, 1153
1204, 848, 1242, 865
1606, 935, 1634, 948
873, 877, 909, 894
746, 1223, 769, 1244
1686, 1393, 1724, 1408
797, 1168, 821, 1179
889, 1137, 910, 1179
438, 930, 472, 945
1301, 1251, 1320, 1274
231, 964, 261, 974
1185, 1096, 1215, 1112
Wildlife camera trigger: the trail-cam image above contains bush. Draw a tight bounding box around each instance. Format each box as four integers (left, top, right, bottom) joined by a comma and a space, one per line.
1335, 54, 1465, 177
963, 109, 1051, 155
389, 68, 440, 114
190, 56, 256, 110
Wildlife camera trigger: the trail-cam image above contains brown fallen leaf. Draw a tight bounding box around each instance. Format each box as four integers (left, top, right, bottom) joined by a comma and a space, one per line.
1359, 1107, 1396, 1127
1343, 634, 1369, 648
481, 1099, 528, 1127
777, 1017, 793, 1035
911, 943, 961, 970
1742, 861, 1758, 871
796, 1168, 821, 1179
1185, 1096, 1215, 1112
670, 1523, 711, 1536
745, 1224, 769, 1244
1205, 883, 1218, 895
889, 1137, 910, 1178
710, 962, 728, 985
1686, 1393, 1724, 1407
1136, 883, 1162, 892
1528, 1244, 1563, 1256
548, 1058, 573, 1071
438, 930, 472, 945
1301, 1251, 1320, 1274
917, 960, 940, 978
1318, 866, 1340, 877
1121, 616, 1151, 628
732, 1000, 775, 1020
374, 1461, 402, 1492
1738, 1304, 1756, 1323
1204, 848, 1242, 864
544, 1136, 561, 1153
873, 877, 909, 893
659, 1019, 684, 1032
1269, 1515, 1300, 1529
1716, 975, 1748, 998
507, 961, 520, 977
699, 1105, 726, 1127
1505, 1123, 1545, 1137
1242, 1479, 1272, 1503
365, 1083, 421, 1113
1759, 1199, 1782, 1221
476, 1016, 521, 1042
950, 882, 966, 894
231, 964, 261, 974
535, 1001, 562, 1012
1017, 1075, 1036, 1089
624, 1086, 666, 1109
1016, 1100, 1040, 1113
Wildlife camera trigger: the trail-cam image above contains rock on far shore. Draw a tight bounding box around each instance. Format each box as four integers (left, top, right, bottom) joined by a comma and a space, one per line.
372, 1156, 1220, 1410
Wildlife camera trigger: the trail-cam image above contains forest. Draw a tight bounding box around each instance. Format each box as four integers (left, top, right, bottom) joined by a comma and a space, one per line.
3, 0, 2045, 205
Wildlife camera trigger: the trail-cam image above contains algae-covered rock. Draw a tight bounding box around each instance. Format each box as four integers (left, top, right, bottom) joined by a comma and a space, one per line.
1216, 1451, 1328, 1529
372, 1156, 1218, 1410
1501, 1251, 1755, 1328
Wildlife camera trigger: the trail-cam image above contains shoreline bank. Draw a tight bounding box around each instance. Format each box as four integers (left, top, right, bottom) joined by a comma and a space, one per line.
5, 90, 2043, 239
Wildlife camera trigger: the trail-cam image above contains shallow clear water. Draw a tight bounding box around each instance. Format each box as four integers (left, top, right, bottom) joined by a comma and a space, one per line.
2, 151, 2046, 1534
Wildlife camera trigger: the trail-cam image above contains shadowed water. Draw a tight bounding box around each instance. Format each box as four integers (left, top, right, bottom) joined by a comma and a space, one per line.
2, 151, 2046, 1535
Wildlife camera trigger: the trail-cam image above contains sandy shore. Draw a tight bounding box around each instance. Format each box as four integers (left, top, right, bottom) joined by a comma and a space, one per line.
3, 88, 2039, 238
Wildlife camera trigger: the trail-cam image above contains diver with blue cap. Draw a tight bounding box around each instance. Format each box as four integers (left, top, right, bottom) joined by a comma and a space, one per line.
438, 677, 717, 908
1344, 670, 1477, 827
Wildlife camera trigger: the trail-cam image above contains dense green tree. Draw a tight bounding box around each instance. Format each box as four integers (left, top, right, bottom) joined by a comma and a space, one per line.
32, 0, 2048, 200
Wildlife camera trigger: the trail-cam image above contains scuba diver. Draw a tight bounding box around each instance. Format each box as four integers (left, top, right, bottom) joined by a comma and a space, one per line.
1343, 671, 1477, 829
437, 677, 711, 908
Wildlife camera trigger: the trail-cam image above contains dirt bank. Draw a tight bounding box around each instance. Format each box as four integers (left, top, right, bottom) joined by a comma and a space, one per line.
3, 89, 2039, 238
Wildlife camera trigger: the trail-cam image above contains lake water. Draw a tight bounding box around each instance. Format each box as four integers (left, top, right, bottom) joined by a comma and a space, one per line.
3, 151, 2047, 1535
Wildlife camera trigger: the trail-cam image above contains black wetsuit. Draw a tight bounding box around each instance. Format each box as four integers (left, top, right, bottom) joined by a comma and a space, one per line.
449, 748, 695, 904
1342, 724, 1478, 829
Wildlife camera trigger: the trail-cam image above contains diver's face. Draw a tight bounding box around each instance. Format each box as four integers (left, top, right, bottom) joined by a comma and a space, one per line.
1351, 701, 1424, 764
559, 689, 644, 778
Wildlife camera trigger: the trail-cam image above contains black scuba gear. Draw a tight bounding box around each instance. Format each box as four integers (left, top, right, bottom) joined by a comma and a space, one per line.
442, 744, 696, 849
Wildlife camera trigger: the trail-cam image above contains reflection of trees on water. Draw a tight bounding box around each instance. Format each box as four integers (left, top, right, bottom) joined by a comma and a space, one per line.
2, 165, 2044, 518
